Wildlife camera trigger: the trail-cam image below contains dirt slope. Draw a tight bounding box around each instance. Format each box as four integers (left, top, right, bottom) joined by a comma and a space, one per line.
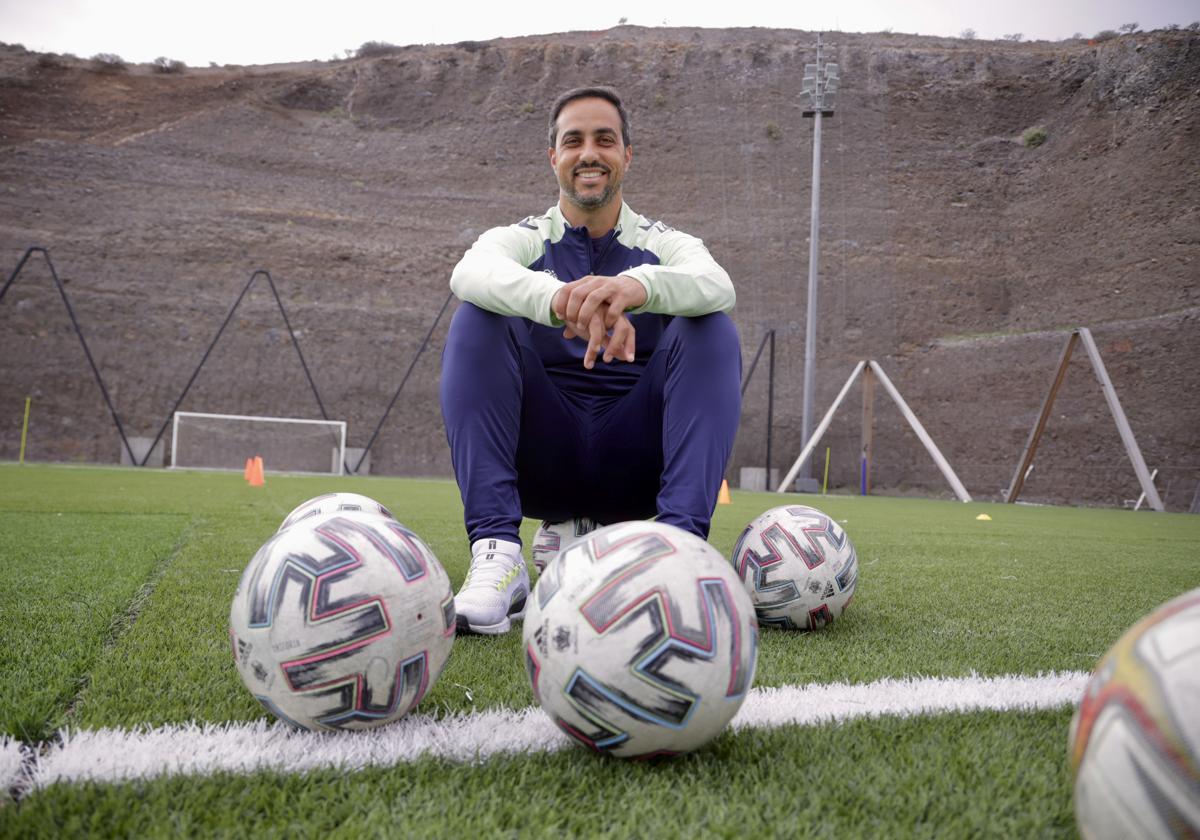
1, 27, 1197, 508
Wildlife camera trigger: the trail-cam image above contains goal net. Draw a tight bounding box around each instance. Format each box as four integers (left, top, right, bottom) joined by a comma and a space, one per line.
170, 411, 347, 475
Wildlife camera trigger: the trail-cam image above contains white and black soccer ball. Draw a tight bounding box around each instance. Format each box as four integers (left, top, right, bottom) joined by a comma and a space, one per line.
230, 511, 455, 731
530, 517, 599, 574
730, 505, 859, 631
524, 520, 758, 759
1069, 587, 1200, 840
278, 492, 396, 532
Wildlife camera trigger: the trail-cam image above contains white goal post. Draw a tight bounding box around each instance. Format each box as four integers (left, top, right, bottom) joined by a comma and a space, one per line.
170, 411, 347, 476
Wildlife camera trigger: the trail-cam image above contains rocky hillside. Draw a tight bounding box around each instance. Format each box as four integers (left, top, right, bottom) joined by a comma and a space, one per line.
1, 27, 1197, 509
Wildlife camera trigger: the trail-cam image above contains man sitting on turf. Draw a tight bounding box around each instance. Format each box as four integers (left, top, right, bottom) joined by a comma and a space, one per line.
441, 85, 742, 634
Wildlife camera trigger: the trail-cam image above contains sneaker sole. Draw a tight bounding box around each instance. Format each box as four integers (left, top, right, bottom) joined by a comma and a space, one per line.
455, 606, 526, 636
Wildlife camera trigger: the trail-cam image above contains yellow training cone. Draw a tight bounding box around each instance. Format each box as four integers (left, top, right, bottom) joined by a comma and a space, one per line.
717, 479, 732, 505
975, 513, 992, 521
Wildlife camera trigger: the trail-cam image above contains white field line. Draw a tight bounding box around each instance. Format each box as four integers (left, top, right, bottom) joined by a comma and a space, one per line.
733, 670, 1087, 730
1, 735, 25, 794
16, 671, 1088, 793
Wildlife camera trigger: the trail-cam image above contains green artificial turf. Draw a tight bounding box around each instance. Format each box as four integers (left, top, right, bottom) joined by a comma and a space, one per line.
0, 510, 187, 740
1, 709, 1076, 839
0, 463, 1197, 838
711, 493, 1200, 689
3, 464, 1199, 731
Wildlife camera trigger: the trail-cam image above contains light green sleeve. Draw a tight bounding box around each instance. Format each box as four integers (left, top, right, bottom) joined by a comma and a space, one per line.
620, 226, 736, 316
449, 223, 562, 326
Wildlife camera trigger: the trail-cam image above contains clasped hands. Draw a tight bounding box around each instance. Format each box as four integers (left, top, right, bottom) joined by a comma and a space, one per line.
551, 274, 647, 369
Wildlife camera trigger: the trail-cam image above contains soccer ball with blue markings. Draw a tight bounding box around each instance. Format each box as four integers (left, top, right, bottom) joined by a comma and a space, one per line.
523, 521, 758, 759
230, 510, 455, 731
277, 492, 396, 532
730, 505, 859, 631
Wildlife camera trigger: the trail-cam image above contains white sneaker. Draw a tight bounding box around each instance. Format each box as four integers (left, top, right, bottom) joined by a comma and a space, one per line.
454, 538, 530, 635
531, 517, 599, 574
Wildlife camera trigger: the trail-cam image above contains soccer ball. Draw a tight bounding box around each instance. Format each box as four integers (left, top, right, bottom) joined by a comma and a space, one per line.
230, 511, 455, 731
530, 517, 599, 574
523, 520, 758, 759
278, 492, 396, 532
1069, 588, 1200, 839
730, 505, 859, 631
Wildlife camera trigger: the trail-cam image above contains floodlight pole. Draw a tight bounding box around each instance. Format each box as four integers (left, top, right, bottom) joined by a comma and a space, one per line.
800, 109, 822, 486
798, 34, 839, 490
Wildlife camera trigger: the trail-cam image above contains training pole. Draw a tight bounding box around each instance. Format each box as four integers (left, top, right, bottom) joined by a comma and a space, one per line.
19, 397, 31, 465
1076, 328, 1164, 512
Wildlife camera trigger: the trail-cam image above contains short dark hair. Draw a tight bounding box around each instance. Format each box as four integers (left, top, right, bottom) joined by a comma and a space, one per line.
548, 86, 631, 148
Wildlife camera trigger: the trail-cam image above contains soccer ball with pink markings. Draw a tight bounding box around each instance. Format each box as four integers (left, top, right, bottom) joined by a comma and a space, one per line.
277, 492, 396, 532
230, 511, 455, 731
730, 505, 859, 631
524, 520, 758, 759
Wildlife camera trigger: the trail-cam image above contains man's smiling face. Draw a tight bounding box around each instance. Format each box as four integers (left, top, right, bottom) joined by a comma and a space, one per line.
549, 96, 632, 214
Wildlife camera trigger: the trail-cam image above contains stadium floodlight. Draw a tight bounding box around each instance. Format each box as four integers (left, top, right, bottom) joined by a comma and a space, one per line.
795, 33, 842, 489
801, 46, 838, 118
170, 411, 347, 475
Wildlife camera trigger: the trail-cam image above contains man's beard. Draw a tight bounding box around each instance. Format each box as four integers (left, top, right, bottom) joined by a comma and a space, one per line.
564, 183, 617, 210
561, 165, 622, 210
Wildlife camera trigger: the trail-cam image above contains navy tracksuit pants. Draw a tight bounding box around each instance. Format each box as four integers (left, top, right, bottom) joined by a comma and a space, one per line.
440, 302, 741, 545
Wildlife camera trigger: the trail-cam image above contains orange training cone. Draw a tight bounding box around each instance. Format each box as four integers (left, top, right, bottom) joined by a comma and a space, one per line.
717, 479, 732, 505
243, 457, 254, 482
249, 455, 265, 487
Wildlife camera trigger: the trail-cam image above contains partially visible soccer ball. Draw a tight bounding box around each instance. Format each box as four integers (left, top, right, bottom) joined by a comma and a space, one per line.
524, 521, 758, 759
730, 505, 859, 631
230, 511, 455, 731
530, 517, 599, 574
1069, 588, 1200, 840
278, 492, 396, 532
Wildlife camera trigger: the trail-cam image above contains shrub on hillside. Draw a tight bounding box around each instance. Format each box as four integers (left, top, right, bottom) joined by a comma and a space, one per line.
153, 56, 186, 73
356, 41, 402, 58
1022, 126, 1047, 148
1093, 30, 1120, 41
35, 53, 65, 70
90, 53, 127, 72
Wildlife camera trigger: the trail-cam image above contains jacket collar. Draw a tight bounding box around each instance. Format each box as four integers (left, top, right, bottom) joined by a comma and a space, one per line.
549, 201, 637, 242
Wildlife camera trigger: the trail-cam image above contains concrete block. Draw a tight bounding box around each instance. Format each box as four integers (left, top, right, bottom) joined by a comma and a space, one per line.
342, 447, 371, 475
739, 466, 780, 492
120, 436, 164, 467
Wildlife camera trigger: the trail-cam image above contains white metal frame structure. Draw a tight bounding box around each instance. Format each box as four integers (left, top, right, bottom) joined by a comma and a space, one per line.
776, 360, 972, 502
170, 411, 347, 476
1005, 327, 1163, 511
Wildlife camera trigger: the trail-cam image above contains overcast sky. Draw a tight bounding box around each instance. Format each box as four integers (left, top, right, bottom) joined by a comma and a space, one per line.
2, 0, 1195, 67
